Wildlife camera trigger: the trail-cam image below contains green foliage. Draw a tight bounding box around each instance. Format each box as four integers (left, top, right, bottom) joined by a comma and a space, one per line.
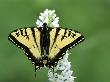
0, 0, 110, 82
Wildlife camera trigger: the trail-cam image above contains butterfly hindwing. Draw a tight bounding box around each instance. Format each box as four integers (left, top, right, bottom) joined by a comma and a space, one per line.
47, 27, 84, 67
8, 27, 44, 68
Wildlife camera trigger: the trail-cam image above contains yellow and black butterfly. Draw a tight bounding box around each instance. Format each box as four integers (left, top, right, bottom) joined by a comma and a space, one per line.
8, 23, 85, 71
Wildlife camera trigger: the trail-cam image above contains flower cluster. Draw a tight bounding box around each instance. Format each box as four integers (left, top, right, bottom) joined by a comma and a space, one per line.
36, 9, 75, 82
36, 9, 59, 27
48, 51, 76, 82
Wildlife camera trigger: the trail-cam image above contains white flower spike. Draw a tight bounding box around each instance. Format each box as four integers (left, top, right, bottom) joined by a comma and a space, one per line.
48, 51, 76, 82
36, 9, 76, 82
36, 9, 59, 27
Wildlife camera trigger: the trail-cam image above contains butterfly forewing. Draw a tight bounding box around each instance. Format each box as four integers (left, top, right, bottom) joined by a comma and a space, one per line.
8, 27, 42, 66
48, 27, 84, 66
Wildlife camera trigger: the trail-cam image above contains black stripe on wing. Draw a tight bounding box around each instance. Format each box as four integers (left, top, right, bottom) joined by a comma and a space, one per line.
8, 29, 44, 70
50, 28, 60, 50
47, 31, 85, 67
31, 28, 40, 52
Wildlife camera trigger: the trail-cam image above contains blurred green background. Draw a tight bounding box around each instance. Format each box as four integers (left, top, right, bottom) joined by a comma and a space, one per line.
0, 0, 110, 82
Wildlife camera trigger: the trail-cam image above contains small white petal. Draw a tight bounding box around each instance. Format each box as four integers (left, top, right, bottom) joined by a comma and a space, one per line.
40, 13, 44, 16
52, 10, 55, 13
39, 16, 44, 21
44, 9, 48, 16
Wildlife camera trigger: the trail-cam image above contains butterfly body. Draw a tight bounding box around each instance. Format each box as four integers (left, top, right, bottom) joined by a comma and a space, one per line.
8, 23, 84, 71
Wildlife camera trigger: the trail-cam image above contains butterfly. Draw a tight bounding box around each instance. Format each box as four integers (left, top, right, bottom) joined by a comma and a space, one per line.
8, 23, 85, 71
